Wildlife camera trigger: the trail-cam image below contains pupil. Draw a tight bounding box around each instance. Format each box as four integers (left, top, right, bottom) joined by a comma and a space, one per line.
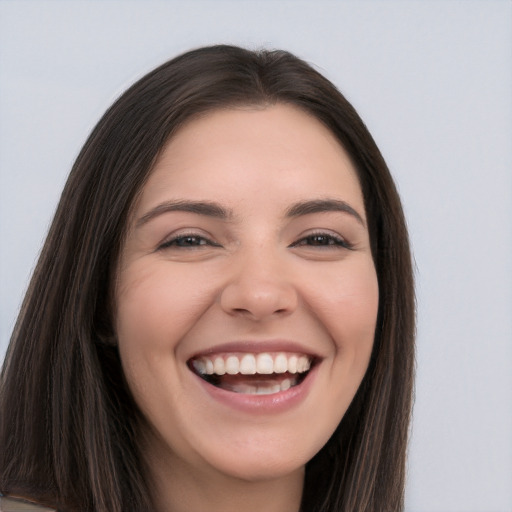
180, 236, 199, 246
311, 235, 329, 245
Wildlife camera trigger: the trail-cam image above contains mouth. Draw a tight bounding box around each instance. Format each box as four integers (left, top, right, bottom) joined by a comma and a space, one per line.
188, 352, 315, 395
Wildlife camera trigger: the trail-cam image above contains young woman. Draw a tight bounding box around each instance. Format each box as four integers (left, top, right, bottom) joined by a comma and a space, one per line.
0, 45, 415, 512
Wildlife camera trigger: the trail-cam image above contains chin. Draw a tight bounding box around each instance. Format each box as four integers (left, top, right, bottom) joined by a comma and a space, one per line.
215, 457, 306, 483
196, 434, 319, 483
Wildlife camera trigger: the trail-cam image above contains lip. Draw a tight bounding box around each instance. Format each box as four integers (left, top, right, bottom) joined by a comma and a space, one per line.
189, 358, 319, 414
188, 339, 320, 359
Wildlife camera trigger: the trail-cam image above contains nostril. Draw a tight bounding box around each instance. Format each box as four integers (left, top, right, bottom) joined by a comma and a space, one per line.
219, 276, 298, 320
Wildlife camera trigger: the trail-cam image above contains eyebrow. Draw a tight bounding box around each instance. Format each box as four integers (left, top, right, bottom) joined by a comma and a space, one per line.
136, 200, 232, 227
285, 199, 365, 226
136, 198, 365, 228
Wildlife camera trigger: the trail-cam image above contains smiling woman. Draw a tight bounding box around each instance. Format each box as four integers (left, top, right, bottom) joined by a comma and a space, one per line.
116, 105, 380, 511
0, 45, 414, 512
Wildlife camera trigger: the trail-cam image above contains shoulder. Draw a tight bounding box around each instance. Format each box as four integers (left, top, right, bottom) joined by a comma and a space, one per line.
0, 495, 58, 511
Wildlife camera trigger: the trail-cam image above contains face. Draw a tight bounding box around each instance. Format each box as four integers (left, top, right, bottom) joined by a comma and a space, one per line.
115, 104, 379, 484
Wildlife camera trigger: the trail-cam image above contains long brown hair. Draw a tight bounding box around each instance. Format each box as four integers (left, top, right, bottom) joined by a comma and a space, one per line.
0, 45, 415, 512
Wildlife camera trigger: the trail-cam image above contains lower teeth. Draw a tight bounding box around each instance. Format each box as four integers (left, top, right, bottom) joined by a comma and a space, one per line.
191, 363, 312, 395
198, 373, 302, 394
224, 378, 295, 395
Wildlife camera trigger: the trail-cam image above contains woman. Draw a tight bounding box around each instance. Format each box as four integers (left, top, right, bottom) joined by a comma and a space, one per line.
0, 45, 415, 512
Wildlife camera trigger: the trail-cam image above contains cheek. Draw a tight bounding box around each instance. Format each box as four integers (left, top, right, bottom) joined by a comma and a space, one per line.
116, 263, 215, 349
114, 264, 219, 408
114, 265, 204, 418
309, 259, 379, 361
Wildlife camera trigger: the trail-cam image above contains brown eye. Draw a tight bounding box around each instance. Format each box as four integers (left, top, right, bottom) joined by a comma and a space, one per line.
158, 234, 220, 250
291, 232, 352, 250
173, 236, 207, 247
306, 235, 336, 246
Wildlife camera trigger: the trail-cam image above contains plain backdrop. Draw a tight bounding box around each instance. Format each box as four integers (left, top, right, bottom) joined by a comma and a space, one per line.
1, 1, 511, 511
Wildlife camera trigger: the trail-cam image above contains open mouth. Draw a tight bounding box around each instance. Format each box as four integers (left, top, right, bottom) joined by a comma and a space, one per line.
188, 352, 315, 395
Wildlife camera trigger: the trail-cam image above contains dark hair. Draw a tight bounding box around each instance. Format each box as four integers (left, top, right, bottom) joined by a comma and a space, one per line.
0, 45, 415, 512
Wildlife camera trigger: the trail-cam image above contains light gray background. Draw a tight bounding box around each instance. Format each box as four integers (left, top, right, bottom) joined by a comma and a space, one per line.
1, 1, 511, 511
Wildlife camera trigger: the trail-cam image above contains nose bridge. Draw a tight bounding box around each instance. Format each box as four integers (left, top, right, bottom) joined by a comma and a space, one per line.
220, 241, 298, 320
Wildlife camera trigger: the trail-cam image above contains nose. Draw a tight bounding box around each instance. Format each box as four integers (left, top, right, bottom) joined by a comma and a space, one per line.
219, 254, 298, 321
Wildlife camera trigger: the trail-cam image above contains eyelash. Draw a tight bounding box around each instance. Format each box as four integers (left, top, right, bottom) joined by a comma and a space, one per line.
158, 231, 352, 251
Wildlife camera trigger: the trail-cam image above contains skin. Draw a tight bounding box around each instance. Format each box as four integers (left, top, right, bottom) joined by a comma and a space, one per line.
115, 104, 379, 512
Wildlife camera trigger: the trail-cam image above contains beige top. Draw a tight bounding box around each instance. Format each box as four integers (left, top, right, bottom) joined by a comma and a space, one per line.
0, 496, 57, 512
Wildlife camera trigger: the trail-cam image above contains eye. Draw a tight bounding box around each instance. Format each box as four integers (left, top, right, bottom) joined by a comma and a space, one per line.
158, 233, 221, 250
290, 232, 353, 250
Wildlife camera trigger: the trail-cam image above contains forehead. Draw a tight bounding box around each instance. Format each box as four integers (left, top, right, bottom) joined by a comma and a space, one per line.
135, 104, 364, 218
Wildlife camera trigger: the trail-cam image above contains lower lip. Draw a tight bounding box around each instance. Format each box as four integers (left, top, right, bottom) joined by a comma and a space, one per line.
191, 366, 318, 414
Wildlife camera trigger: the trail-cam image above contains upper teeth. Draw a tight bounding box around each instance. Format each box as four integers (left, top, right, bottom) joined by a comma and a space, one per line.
192, 353, 311, 376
